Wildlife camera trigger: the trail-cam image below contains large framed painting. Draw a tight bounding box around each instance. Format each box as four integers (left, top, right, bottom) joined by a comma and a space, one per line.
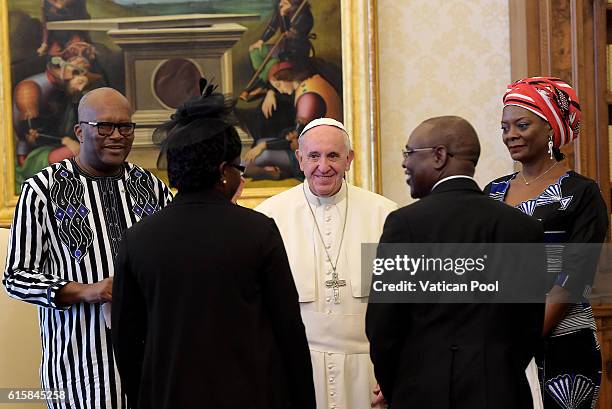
0, 0, 381, 224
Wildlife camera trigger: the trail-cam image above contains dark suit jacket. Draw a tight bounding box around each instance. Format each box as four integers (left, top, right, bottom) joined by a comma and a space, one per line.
112, 190, 316, 409
366, 177, 545, 409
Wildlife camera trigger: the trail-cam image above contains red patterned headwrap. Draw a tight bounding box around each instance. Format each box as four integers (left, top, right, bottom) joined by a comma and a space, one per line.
503, 77, 581, 148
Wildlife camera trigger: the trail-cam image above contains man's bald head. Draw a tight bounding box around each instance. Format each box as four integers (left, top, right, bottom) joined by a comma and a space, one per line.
78, 87, 132, 121
74, 87, 134, 176
403, 116, 481, 198
418, 116, 480, 168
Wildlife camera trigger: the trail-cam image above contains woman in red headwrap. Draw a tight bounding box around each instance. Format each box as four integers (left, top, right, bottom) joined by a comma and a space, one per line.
484, 77, 608, 409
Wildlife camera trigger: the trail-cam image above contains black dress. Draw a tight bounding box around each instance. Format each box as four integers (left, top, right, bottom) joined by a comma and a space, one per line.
111, 190, 316, 409
485, 171, 608, 409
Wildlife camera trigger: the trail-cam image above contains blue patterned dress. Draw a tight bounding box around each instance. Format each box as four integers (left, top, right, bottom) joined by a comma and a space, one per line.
485, 171, 608, 409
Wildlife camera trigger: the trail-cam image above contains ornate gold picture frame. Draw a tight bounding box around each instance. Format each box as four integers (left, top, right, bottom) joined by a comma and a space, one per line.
0, 0, 380, 224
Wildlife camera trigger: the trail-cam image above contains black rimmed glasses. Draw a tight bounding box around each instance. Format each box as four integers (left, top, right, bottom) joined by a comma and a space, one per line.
402, 146, 455, 159
229, 163, 246, 175
79, 121, 136, 138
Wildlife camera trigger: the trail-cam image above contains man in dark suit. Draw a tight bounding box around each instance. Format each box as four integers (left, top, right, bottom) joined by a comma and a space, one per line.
366, 116, 545, 409
111, 84, 315, 409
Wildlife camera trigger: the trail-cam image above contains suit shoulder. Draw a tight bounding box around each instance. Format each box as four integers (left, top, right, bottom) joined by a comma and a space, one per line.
388, 194, 433, 216
234, 203, 278, 224
129, 200, 275, 239
388, 190, 538, 224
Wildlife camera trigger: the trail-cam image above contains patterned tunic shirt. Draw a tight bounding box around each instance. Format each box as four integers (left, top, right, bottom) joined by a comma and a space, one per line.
485, 171, 608, 337
3, 158, 172, 409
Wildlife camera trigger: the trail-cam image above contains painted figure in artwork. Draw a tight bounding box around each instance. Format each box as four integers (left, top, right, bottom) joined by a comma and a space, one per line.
245, 0, 314, 100
242, 59, 342, 180
6, 0, 343, 187
37, 0, 91, 56
236, 0, 343, 181
13, 40, 101, 191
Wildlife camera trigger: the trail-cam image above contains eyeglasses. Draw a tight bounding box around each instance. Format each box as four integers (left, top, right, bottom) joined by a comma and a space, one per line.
229, 163, 246, 175
402, 146, 455, 159
79, 121, 136, 138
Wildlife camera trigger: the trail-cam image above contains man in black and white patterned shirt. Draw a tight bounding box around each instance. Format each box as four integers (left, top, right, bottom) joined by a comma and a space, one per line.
3, 88, 172, 409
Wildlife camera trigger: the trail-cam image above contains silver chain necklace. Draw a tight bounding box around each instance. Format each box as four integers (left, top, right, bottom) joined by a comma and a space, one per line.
520, 161, 558, 185
302, 182, 349, 304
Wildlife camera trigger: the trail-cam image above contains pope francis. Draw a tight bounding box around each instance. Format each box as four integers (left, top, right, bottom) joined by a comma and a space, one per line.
256, 118, 397, 409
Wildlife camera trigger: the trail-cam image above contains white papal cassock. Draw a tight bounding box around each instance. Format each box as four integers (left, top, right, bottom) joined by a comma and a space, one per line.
256, 180, 397, 409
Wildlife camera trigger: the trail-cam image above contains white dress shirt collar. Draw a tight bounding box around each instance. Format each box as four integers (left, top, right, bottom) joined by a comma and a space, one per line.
431, 175, 477, 192
303, 179, 347, 206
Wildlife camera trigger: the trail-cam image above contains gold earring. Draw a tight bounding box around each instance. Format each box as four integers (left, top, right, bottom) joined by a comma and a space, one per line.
222, 179, 227, 185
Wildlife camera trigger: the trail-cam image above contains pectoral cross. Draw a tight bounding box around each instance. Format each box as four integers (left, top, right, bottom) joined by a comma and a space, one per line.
325, 273, 346, 304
